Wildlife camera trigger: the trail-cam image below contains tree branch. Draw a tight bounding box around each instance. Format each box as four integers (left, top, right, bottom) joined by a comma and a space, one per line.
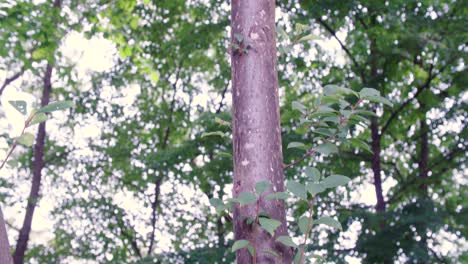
381, 57, 456, 135
283, 148, 316, 169
0, 70, 24, 97
316, 18, 362, 74
147, 64, 183, 254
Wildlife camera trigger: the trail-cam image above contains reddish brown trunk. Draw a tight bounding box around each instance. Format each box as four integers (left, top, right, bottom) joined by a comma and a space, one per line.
231, 1, 292, 263
0, 207, 12, 264
13, 65, 53, 264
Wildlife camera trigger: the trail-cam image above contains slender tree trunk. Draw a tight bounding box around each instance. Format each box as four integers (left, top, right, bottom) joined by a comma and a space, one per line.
368, 35, 386, 215
417, 101, 430, 258
0, 207, 12, 264
14, 2, 61, 262
13, 64, 53, 264
418, 117, 429, 192
231, 1, 293, 263
370, 118, 386, 213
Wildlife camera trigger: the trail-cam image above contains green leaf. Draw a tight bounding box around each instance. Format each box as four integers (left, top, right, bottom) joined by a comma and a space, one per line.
311, 128, 334, 137
232, 240, 250, 252
349, 114, 369, 124
298, 34, 320, 43
348, 138, 372, 153
359, 87, 380, 98
323, 84, 340, 96
359, 88, 393, 107
247, 244, 255, 256
286, 181, 307, 200
237, 192, 257, 206
215, 152, 232, 158
366, 96, 393, 107
234, 33, 243, 42
32, 47, 52, 60
315, 143, 338, 155
214, 117, 230, 127
292, 101, 307, 114
129, 16, 139, 29
306, 183, 326, 196
294, 250, 302, 264
265, 192, 289, 200
209, 198, 226, 214
322, 175, 351, 188
209, 198, 224, 208
8, 100, 27, 115
259, 217, 282, 236
294, 23, 308, 33
276, 236, 297, 247
354, 110, 377, 117
262, 249, 279, 258
317, 105, 336, 113
37, 101, 74, 113
277, 26, 289, 41
305, 167, 320, 182
28, 113, 48, 127
255, 181, 271, 195
6, 159, 19, 168
150, 71, 160, 84
313, 216, 342, 230
17, 132, 34, 146
298, 216, 309, 234
287, 142, 305, 149
201, 131, 225, 138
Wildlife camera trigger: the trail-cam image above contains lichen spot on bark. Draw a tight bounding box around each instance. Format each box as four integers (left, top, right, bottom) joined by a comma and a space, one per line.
241, 159, 250, 166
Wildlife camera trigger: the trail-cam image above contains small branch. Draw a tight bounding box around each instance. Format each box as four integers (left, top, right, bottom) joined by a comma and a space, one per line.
381, 56, 456, 135
216, 80, 230, 114
316, 18, 362, 74
0, 71, 24, 97
298, 197, 315, 264
283, 149, 316, 169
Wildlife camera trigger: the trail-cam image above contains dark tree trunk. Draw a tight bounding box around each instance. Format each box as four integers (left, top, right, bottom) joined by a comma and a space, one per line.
370, 118, 386, 213
13, 64, 53, 264
231, 1, 293, 263
0, 207, 12, 264
368, 35, 386, 215
418, 118, 429, 192
417, 101, 430, 257
14, 2, 61, 262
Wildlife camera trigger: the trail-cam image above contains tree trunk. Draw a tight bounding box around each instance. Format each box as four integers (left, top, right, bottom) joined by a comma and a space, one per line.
0, 207, 12, 264
14, 2, 61, 262
231, 1, 293, 263
370, 118, 386, 213
13, 64, 53, 264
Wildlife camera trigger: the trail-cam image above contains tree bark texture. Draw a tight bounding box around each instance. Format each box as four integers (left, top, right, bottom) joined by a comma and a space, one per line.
0, 207, 12, 264
13, 64, 53, 264
231, 1, 293, 263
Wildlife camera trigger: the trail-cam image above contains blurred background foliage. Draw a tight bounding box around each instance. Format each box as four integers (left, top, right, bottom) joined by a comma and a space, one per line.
0, 0, 466, 263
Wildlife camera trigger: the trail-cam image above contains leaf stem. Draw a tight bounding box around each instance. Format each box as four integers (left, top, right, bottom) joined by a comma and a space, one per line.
298, 197, 315, 264
0, 114, 35, 170
253, 199, 260, 264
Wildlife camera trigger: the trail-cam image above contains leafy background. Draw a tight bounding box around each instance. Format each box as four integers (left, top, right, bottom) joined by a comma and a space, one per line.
0, 0, 466, 263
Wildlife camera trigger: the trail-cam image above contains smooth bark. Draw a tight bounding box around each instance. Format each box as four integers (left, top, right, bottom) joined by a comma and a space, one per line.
231, 1, 292, 263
